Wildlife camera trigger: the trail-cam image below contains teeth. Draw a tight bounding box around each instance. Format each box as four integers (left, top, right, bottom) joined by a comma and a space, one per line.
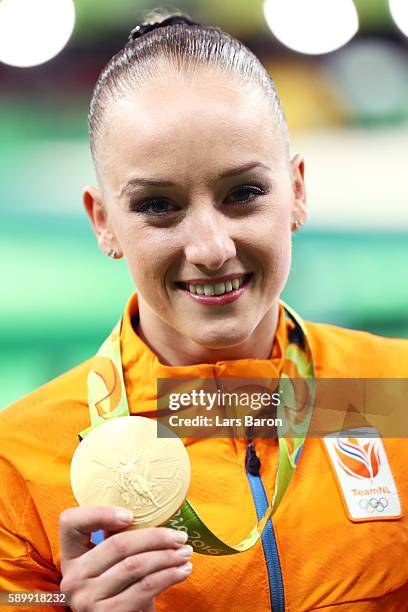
204, 285, 215, 296
214, 283, 226, 295
184, 275, 248, 296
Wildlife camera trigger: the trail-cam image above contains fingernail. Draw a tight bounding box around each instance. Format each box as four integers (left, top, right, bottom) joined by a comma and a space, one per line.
178, 545, 193, 558
116, 509, 133, 523
179, 562, 193, 574
170, 529, 188, 544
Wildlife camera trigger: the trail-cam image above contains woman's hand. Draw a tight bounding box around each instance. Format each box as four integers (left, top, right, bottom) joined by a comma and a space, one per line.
59, 506, 192, 612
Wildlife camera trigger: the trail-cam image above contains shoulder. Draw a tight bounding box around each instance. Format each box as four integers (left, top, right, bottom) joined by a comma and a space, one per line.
0, 358, 91, 427
0, 358, 93, 479
304, 320, 408, 377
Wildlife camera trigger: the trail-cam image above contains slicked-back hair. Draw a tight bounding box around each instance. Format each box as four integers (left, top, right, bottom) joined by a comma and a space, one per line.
88, 10, 288, 161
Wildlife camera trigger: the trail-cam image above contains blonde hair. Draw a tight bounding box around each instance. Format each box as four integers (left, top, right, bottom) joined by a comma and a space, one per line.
88, 9, 288, 160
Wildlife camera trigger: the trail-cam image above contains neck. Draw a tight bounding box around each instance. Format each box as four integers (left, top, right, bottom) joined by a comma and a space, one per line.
135, 299, 280, 366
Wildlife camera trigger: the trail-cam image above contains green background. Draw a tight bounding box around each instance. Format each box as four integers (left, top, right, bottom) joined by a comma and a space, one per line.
1, 0, 407, 408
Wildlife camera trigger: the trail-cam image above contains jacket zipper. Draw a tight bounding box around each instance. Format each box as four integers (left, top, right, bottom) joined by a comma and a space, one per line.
246, 445, 285, 612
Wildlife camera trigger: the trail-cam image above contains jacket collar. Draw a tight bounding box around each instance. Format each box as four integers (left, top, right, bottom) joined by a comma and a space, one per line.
119, 293, 289, 418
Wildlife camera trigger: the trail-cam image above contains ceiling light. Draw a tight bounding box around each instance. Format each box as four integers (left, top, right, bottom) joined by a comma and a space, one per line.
0, 0, 75, 68
263, 0, 359, 55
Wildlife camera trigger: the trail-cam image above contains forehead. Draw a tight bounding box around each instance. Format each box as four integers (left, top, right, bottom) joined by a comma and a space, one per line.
98, 73, 286, 186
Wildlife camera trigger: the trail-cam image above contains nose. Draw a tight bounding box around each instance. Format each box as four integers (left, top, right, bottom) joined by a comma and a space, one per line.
184, 207, 236, 270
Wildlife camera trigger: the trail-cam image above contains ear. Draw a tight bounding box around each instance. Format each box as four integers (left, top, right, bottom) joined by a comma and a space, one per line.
290, 154, 307, 232
83, 186, 123, 258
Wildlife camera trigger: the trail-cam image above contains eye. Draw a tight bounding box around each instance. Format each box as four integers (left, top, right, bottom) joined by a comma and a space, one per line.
130, 198, 177, 216
224, 184, 266, 205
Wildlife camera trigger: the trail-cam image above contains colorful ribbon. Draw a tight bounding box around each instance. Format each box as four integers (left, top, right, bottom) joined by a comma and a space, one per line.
78, 301, 315, 555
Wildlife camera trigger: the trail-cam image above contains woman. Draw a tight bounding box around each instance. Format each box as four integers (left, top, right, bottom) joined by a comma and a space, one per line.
1, 11, 408, 612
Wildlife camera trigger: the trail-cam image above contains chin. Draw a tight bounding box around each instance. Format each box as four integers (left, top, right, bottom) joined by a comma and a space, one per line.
191, 324, 251, 350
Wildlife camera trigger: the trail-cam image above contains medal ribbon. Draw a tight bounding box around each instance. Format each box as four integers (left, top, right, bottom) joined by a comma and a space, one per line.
79, 301, 315, 555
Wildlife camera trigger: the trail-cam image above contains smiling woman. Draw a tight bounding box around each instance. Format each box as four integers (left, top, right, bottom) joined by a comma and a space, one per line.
84, 70, 304, 362
1, 9, 408, 612
84, 15, 301, 364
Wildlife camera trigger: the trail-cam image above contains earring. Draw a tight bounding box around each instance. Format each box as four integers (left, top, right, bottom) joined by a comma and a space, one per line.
106, 248, 117, 258
292, 219, 304, 231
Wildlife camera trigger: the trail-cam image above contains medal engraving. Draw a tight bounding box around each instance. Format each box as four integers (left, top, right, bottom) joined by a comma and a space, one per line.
71, 416, 191, 528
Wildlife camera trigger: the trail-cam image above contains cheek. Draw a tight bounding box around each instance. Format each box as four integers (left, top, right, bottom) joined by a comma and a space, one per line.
120, 225, 175, 294
275, 236, 292, 279
268, 191, 293, 270
250, 209, 292, 286
266, 234, 292, 282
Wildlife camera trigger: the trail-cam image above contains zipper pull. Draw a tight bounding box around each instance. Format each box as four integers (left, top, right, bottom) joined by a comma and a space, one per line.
245, 439, 261, 476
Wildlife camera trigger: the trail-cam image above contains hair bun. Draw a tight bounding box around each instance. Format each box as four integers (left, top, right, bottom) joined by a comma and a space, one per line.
128, 15, 199, 43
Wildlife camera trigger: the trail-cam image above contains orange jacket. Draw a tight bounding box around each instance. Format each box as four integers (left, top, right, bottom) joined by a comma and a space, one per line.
1, 293, 408, 611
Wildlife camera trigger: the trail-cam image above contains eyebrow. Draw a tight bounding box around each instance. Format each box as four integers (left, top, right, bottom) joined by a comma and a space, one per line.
118, 162, 272, 198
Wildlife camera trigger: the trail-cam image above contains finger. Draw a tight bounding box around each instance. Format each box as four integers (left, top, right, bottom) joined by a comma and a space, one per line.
93, 545, 193, 598
101, 562, 192, 611
78, 527, 189, 578
141, 600, 155, 612
59, 506, 133, 563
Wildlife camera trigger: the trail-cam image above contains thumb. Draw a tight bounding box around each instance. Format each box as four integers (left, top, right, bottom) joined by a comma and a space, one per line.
141, 601, 156, 612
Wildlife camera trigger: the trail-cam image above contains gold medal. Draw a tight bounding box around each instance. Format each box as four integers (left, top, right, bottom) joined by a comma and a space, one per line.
70, 416, 191, 528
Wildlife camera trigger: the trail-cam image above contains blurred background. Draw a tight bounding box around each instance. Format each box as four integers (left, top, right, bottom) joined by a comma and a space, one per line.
1, 0, 407, 408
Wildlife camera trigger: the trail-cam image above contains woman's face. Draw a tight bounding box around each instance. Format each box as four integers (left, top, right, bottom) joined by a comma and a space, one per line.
85, 71, 306, 354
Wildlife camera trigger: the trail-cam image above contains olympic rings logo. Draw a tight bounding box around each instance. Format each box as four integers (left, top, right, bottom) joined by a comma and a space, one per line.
358, 497, 389, 512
